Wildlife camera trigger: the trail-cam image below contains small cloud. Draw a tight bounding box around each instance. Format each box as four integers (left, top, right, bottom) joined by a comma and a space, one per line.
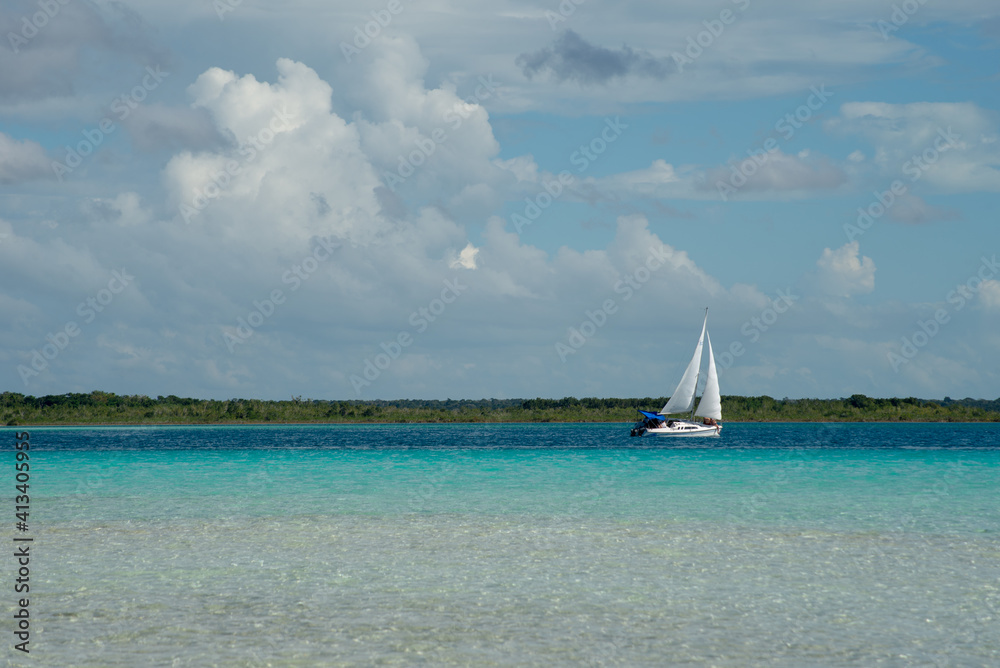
516, 30, 673, 85
701, 149, 847, 196
848, 150, 866, 162
886, 194, 961, 224
449, 243, 479, 270
979, 279, 1000, 310
815, 241, 875, 297
82, 192, 151, 226
0, 132, 52, 184
495, 155, 539, 183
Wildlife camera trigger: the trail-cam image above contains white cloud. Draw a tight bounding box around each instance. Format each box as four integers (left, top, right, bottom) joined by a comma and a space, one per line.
83, 192, 153, 227
979, 280, 1000, 310
886, 194, 960, 224
599, 159, 684, 197
830, 101, 1000, 192
350, 36, 511, 214
449, 243, 480, 270
815, 241, 876, 298
597, 150, 849, 203
703, 149, 848, 198
3, 5, 999, 401
164, 58, 390, 248
0, 132, 51, 183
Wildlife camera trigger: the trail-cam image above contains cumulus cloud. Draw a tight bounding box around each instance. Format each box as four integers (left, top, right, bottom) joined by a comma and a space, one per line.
516, 30, 673, 85
164, 57, 390, 248
344, 36, 512, 217
815, 241, 876, 298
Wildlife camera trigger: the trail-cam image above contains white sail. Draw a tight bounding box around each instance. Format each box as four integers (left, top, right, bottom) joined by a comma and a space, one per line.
695, 332, 722, 420
660, 311, 707, 415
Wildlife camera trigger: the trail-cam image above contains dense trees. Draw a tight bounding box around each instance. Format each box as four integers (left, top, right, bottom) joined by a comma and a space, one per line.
1, 391, 998, 425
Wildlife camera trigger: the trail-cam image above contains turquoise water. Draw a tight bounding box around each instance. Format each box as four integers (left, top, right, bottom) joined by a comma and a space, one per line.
5, 423, 1000, 666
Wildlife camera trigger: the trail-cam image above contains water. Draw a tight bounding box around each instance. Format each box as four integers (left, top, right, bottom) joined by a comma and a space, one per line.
5, 423, 999, 666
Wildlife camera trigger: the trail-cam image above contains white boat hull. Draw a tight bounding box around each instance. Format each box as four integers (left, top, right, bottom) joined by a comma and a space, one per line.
636, 420, 721, 437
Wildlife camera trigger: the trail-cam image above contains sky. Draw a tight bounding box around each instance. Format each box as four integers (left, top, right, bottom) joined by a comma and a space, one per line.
0, 0, 998, 402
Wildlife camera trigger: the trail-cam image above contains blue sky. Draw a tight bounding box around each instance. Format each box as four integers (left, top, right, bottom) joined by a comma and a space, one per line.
1, 0, 998, 401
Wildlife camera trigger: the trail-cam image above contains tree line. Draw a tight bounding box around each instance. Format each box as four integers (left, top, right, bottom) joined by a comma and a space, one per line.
1, 391, 999, 425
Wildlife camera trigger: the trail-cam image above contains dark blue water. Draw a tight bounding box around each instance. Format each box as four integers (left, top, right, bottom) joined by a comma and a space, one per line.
19, 421, 1000, 450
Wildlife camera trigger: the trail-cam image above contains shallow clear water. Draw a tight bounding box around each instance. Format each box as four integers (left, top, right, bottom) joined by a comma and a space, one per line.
5, 423, 1000, 666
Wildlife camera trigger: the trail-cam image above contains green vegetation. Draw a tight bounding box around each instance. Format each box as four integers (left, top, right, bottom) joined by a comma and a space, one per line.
1, 391, 999, 425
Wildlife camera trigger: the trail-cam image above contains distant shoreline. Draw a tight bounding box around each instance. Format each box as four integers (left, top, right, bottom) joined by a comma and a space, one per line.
3, 391, 999, 426
7, 419, 1000, 428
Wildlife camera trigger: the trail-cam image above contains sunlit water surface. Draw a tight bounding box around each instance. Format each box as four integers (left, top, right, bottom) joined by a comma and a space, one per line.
6, 423, 1000, 666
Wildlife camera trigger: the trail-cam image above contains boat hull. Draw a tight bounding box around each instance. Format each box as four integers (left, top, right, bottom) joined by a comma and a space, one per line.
635, 420, 721, 437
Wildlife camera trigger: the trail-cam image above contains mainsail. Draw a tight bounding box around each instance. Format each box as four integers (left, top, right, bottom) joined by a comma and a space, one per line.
694, 332, 722, 420
660, 311, 707, 415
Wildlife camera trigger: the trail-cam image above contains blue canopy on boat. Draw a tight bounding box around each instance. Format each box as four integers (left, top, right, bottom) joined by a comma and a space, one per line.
637, 410, 662, 420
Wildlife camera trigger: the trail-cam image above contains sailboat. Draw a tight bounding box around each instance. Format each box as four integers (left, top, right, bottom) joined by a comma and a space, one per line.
630, 309, 722, 437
